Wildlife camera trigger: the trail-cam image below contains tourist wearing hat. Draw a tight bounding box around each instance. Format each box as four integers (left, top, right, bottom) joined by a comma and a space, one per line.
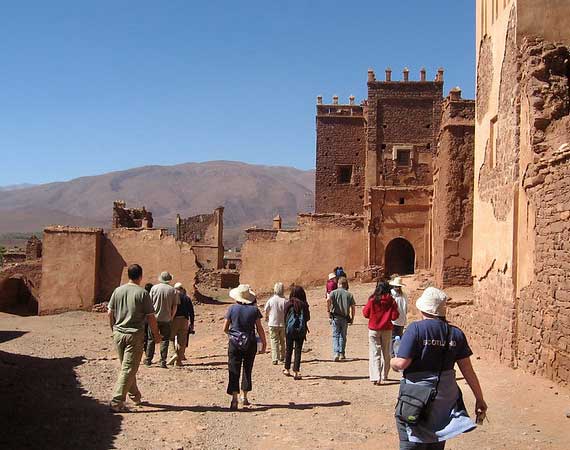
389, 276, 408, 356
168, 282, 195, 366
391, 287, 487, 449
223, 284, 267, 410
144, 271, 179, 368
325, 272, 337, 300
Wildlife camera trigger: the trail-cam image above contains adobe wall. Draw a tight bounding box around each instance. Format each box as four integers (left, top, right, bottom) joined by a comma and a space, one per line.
367, 187, 432, 272
176, 207, 224, 270
432, 90, 475, 287
240, 214, 366, 294
314, 101, 366, 215
366, 70, 443, 189
112, 201, 153, 229
467, 1, 570, 384
40, 226, 102, 315
98, 228, 200, 302
0, 260, 42, 314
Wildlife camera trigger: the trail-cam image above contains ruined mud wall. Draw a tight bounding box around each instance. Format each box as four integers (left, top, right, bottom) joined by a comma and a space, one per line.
240, 214, 365, 294
315, 102, 366, 215
515, 39, 570, 383
112, 201, 153, 229
40, 227, 102, 315
432, 91, 475, 287
99, 228, 200, 302
0, 260, 42, 314
176, 207, 224, 270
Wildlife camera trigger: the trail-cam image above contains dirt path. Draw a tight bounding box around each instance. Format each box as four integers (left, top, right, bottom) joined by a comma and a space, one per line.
1, 275, 569, 449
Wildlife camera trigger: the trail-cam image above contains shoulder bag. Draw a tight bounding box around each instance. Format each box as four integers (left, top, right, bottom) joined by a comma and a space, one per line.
394, 322, 452, 425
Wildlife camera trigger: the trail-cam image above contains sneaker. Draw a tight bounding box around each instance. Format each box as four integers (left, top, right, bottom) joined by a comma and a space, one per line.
339, 354, 346, 361
144, 359, 152, 367
160, 361, 167, 369
283, 369, 291, 376
130, 396, 143, 406
334, 355, 340, 362
272, 361, 278, 365
241, 397, 251, 406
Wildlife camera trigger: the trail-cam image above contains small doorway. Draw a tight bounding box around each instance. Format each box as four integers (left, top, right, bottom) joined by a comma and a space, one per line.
385, 238, 415, 276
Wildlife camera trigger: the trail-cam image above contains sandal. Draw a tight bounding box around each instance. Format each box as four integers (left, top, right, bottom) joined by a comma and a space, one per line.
283, 369, 291, 376
293, 373, 302, 380
241, 397, 251, 406
229, 399, 238, 411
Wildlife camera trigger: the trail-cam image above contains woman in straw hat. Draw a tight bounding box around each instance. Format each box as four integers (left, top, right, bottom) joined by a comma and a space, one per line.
391, 287, 487, 450
223, 284, 267, 410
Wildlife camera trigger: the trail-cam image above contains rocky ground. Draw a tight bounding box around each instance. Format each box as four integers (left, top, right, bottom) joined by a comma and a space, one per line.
1, 274, 569, 449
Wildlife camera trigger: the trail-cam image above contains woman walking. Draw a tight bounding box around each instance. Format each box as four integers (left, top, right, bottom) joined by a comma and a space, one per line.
283, 285, 310, 380
223, 284, 267, 410
363, 281, 399, 384
391, 287, 487, 449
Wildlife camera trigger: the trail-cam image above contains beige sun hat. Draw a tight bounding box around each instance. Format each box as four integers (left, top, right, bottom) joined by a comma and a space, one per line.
229, 284, 256, 304
389, 276, 406, 287
415, 287, 448, 317
158, 271, 173, 284
328, 272, 337, 280
174, 282, 184, 289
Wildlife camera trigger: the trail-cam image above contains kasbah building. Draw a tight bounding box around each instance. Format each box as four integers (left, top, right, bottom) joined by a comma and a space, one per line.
0, 0, 569, 386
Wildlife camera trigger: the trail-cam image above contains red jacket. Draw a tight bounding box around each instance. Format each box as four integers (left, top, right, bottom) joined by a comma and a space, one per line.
362, 294, 399, 331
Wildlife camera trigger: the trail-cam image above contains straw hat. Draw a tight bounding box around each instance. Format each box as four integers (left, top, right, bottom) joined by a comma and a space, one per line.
158, 271, 173, 284
389, 276, 406, 287
415, 287, 448, 317
328, 272, 337, 280
229, 284, 256, 304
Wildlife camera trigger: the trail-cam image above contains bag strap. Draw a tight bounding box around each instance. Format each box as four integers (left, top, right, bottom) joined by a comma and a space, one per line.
433, 321, 452, 396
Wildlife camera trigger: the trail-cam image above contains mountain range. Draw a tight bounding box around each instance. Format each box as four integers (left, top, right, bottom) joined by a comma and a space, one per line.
0, 161, 315, 246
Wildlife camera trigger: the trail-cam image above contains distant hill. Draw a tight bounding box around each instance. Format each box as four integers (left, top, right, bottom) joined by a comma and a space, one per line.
0, 161, 315, 246
0, 183, 37, 192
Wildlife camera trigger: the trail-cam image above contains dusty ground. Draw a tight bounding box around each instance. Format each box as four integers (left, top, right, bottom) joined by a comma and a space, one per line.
1, 274, 569, 450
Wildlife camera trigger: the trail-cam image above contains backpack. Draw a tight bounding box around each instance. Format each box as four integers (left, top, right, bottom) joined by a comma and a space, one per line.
286, 307, 307, 339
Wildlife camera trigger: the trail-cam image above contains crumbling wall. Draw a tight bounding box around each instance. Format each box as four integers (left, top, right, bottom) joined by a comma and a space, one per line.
40, 227, 102, 315
176, 207, 224, 269
314, 101, 366, 215
0, 260, 42, 314
112, 201, 153, 229
240, 213, 365, 293
432, 90, 475, 287
99, 228, 200, 302
25, 235, 42, 260
515, 39, 570, 383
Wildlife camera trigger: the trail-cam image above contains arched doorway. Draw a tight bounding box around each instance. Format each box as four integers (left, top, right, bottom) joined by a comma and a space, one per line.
385, 238, 415, 276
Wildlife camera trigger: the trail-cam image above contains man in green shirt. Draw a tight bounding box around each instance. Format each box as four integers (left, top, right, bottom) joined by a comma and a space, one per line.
327, 276, 356, 361
108, 263, 161, 412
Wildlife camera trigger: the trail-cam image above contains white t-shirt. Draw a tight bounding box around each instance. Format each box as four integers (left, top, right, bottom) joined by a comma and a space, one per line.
391, 288, 408, 327
264, 295, 287, 327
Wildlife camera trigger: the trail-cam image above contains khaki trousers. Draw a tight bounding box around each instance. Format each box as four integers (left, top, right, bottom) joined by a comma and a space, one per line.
112, 330, 144, 406
368, 329, 392, 382
168, 316, 189, 365
269, 326, 285, 362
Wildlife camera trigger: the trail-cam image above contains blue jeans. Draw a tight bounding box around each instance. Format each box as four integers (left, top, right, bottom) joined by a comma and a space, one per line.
331, 316, 348, 356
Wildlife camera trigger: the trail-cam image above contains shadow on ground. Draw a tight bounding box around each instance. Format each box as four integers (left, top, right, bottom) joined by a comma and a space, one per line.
134, 400, 351, 414
0, 349, 121, 450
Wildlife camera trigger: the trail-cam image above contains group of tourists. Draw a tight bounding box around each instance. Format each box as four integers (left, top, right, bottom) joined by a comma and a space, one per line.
108, 263, 488, 449
107, 265, 194, 412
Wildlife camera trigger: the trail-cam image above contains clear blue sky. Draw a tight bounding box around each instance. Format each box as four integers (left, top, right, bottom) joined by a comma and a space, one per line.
0, 1, 475, 185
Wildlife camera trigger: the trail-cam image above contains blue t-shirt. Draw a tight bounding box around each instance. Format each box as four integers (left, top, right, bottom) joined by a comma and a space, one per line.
224, 303, 262, 335
397, 319, 472, 375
